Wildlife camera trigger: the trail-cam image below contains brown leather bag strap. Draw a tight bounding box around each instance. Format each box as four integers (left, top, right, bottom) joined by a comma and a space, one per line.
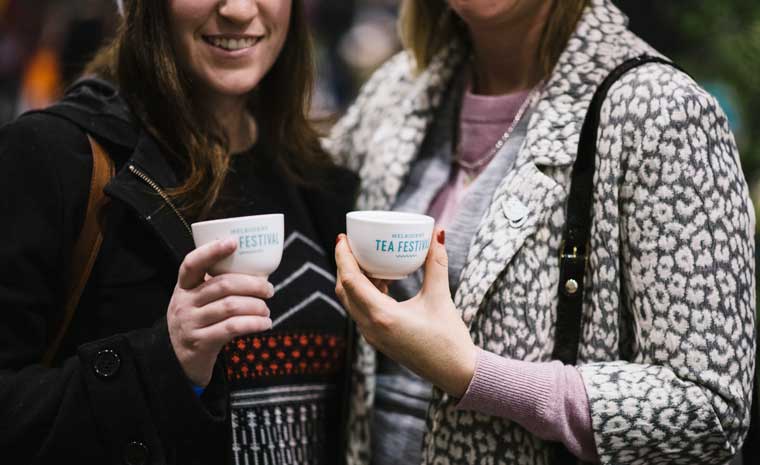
42, 135, 114, 366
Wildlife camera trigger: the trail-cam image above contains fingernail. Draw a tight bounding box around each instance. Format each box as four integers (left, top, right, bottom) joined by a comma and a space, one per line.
223, 238, 237, 249
437, 230, 445, 245
268, 282, 275, 297
336, 234, 342, 245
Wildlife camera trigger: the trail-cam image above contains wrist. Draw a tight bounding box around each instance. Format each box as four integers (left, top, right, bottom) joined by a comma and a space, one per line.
445, 343, 478, 398
177, 351, 213, 387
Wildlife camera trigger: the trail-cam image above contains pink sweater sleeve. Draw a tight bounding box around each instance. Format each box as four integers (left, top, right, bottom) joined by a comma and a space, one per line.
456, 348, 599, 463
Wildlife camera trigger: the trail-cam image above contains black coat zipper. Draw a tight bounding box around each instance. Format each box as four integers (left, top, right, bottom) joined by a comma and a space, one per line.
128, 164, 192, 236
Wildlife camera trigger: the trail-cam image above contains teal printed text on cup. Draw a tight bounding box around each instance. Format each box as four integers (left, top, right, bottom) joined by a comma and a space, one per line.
231, 225, 281, 255
374, 232, 430, 259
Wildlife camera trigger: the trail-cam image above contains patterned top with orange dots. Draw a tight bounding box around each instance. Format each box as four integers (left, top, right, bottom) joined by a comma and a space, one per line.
209, 150, 349, 465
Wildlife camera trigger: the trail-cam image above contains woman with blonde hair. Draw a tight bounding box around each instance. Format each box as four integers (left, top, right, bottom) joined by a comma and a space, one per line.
326, 0, 756, 464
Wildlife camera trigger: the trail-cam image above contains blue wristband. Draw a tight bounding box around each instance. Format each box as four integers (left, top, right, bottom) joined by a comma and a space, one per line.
192, 384, 205, 397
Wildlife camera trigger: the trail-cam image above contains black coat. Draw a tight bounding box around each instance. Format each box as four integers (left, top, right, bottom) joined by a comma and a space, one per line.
0, 79, 359, 465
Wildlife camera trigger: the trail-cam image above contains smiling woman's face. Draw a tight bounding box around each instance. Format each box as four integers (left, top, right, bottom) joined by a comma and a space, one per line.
168, 0, 292, 100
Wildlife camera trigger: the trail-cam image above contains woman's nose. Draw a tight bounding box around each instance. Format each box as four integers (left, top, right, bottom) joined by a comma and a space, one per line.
218, 0, 259, 24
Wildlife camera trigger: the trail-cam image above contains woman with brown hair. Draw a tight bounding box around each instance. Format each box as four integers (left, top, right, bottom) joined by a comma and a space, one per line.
327, 0, 755, 464
0, 1, 357, 464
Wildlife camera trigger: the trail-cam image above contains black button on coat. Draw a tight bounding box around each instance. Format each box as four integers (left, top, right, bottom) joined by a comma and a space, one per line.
93, 349, 121, 378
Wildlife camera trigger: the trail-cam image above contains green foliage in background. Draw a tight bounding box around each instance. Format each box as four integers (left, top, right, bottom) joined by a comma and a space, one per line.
664, 0, 760, 203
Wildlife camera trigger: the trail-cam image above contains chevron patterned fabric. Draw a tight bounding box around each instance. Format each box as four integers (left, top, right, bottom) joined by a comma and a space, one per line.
209, 153, 348, 465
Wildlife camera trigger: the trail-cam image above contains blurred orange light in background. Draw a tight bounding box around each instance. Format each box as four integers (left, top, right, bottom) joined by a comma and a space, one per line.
19, 47, 62, 112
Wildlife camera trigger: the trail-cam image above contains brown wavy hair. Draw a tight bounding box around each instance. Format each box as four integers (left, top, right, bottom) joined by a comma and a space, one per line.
399, 0, 588, 77
86, 0, 332, 220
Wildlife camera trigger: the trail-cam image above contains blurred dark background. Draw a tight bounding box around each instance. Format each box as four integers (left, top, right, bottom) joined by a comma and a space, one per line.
1, 0, 758, 217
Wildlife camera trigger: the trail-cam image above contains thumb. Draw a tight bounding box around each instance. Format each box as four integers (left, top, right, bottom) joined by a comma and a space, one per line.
421, 228, 449, 296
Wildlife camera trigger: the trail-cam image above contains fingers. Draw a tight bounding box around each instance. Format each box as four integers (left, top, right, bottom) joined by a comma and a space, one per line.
194, 296, 271, 328
334, 234, 390, 313
422, 228, 450, 296
179, 239, 237, 290
334, 234, 364, 278
194, 274, 275, 307
197, 315, 273, 346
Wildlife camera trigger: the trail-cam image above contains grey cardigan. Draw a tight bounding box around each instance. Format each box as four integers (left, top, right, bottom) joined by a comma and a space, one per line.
325, 1, 756, 464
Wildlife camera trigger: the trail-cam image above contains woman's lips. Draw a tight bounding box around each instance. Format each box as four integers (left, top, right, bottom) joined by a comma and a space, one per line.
202, 35, 262, 52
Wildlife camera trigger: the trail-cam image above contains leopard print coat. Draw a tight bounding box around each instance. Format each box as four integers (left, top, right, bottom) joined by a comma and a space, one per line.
325, 1, 756, 464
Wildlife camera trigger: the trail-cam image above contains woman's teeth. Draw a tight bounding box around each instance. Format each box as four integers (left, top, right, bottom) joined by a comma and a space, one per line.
207, 37, 257, 51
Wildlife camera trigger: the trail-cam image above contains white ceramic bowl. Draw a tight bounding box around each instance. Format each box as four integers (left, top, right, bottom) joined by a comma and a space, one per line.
191, 214, 284, 277
346, 211, 435, 280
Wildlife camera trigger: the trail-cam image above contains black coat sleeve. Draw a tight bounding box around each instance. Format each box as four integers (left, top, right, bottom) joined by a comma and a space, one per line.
0, 113, 229, 465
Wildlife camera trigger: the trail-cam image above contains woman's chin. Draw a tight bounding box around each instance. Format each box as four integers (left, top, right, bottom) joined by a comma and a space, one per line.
193, 66, 265, 100
202, 77, 262, 102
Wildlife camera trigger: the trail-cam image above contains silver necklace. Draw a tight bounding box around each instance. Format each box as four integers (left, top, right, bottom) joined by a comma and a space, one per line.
453, 83, 542, 185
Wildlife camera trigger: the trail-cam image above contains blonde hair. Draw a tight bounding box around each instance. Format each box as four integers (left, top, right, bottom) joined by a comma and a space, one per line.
399, 0, 589, 76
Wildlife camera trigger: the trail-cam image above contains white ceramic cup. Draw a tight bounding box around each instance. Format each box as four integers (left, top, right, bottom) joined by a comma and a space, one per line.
346, 211, 435, 280
191, 214, 284, 277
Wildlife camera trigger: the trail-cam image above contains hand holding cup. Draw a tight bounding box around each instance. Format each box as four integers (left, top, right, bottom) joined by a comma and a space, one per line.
167, 214, 285, 387
167, 239, 275, 387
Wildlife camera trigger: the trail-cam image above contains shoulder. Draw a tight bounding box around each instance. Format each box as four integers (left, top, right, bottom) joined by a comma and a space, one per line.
0, 111, 91, 169
340, 49, 417, 119
601, 58, 738, 174
605, 60, 725, 133
335, 49, 416, 118
0, 111, 94, 222
582, 20, 725, 134
604, 59, 749, 210
354, 50, 418, 107
46, 77, 139, 150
